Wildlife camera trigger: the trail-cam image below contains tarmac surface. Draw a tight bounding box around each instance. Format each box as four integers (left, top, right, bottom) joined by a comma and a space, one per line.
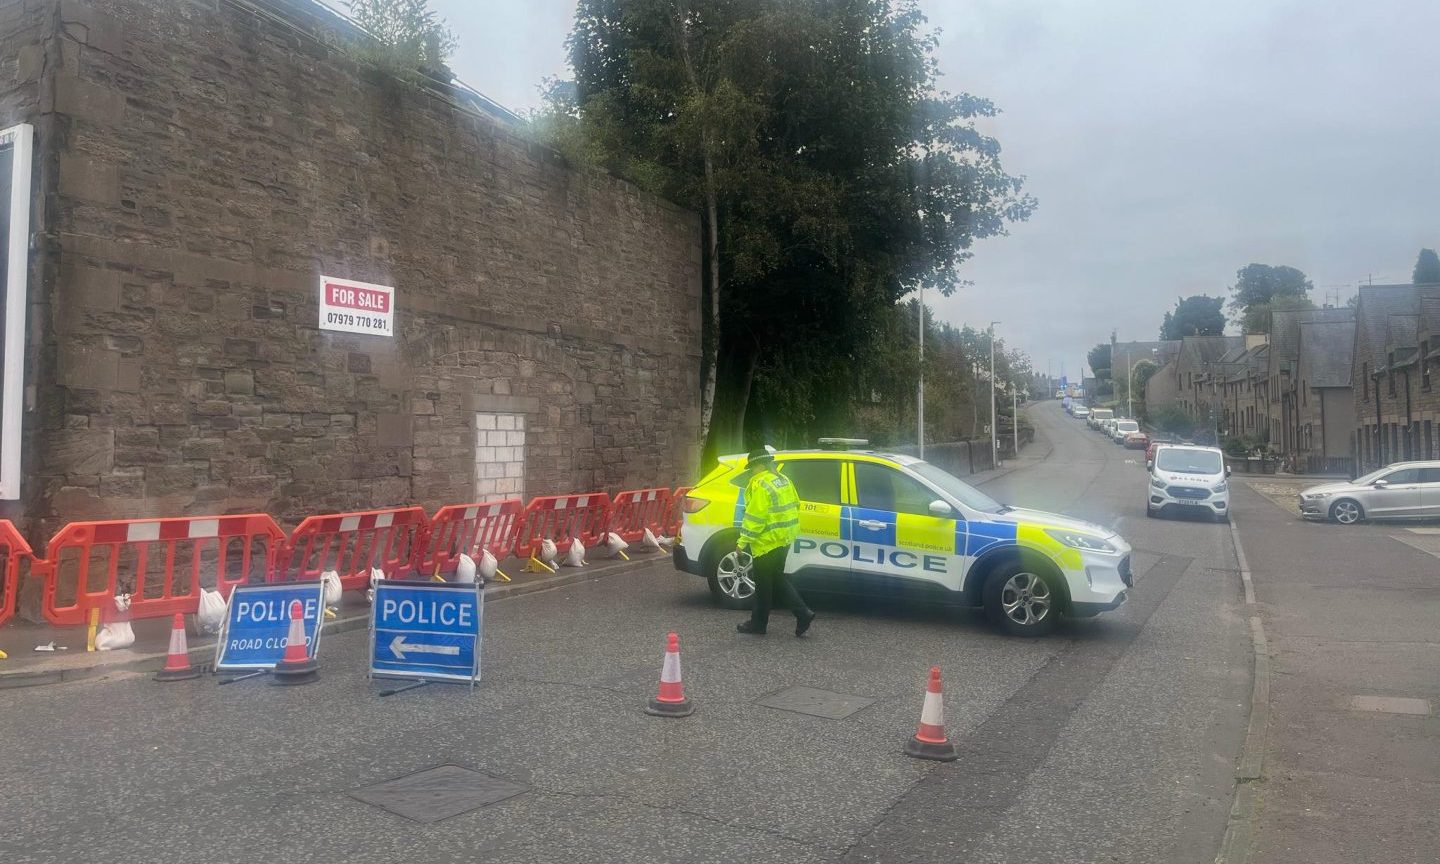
0, 402, 1255, 864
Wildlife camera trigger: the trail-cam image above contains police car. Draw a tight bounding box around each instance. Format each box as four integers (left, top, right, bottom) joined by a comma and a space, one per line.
672, 440, 1134, 636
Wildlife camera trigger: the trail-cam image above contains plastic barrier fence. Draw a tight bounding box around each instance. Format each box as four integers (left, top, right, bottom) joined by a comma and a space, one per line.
38, 515, 285, 627
607, 488, 673, 544
663, 487, 691, 538
0, 519, 33, 628
417, 499, 524, 577
513, 493, 612, 559
276, 506, 430, 591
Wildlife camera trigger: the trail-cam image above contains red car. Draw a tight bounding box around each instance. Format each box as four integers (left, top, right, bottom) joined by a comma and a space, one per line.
1125, 431, 1150, 450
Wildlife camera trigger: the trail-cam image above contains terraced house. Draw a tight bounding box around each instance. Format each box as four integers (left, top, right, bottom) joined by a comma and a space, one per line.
1352, 283, 1440, 472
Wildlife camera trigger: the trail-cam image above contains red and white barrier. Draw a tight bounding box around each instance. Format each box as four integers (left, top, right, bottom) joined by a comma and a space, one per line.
0, 519, 33, 628
513, 494, 611, 560
277, 507, 429, 591
38, 514, 285, 627
607, 488, 672, 544
662, 486, 690, 538
417, 499, 524, 578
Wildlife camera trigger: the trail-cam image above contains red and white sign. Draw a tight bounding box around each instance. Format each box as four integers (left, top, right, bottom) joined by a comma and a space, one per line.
318, 276, 394, 337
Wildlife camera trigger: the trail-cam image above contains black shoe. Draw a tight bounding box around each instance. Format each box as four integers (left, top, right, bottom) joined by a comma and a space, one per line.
795, 610, 815, 637
736, 621, 766, 635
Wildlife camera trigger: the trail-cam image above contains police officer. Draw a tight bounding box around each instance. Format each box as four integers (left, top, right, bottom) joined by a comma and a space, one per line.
736, 446, 816, 636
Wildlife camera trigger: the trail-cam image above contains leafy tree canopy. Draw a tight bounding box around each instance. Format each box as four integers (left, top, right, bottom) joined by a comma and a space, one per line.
1240, 292, 1316, 335
1414, 248, 1440, 284
1160, 295, 1225, 339
544, 0, 1034, 456
1228, 263, 1312, 327
1087, 342, 1112, 379
348, 0, 456, 73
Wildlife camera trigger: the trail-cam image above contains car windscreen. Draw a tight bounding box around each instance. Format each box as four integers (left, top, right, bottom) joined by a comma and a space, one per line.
1156, 449, 1223, 475
908, 461, 1004, 514
1116, 421, 1138, 432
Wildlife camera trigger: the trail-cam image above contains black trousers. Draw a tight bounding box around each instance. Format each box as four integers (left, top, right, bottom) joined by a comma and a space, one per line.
749, 546, 810, 630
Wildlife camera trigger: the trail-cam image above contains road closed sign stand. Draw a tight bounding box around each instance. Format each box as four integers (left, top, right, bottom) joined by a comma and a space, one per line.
368, 580, 482, 695
214, 582, 326, 683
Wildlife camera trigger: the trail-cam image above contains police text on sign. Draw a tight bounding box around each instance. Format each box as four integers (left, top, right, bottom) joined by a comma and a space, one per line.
214, 582, 327, 671
369, 580, 482, 686
318, 275, 394, 337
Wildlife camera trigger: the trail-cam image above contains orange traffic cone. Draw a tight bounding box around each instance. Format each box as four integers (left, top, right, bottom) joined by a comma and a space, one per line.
271, 600, 319, 686
154, 613, 201, 681
644, 631, 693, 717
904, 666, 957, 761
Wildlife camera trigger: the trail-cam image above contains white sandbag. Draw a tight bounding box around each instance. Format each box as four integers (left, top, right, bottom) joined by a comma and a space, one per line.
95, 594, 136, 651
563, 537, 586, 568
454, 553, 477, 584
196, 586, 227, 635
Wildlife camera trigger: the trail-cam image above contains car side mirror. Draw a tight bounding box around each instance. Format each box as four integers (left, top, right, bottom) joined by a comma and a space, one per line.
928, 499, 954, 518
1373, 479, 1389, 489
1225, 466, 1232, 477
1146, 460, 1153, 470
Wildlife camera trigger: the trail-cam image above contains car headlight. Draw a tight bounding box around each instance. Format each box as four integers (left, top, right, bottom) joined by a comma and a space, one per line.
1302, 491, 1331, 500
1045, 529, 1118, 554
1150, 475, 1166, 489
1213, 481, 1227, 493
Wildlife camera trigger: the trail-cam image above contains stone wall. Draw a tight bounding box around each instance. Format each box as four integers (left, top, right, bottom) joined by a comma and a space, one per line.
9, 0, 702, 540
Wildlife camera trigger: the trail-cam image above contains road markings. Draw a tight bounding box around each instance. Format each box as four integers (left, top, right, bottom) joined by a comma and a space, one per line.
1215, 515, 1269, 864
1349, 695, 1432, 716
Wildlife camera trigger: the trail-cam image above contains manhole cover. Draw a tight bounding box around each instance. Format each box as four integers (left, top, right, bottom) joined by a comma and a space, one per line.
758, 686, 874, 720
350, 765, 528, 823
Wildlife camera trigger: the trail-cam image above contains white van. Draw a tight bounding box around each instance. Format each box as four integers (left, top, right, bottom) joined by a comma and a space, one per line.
1088, 408, 1114, 430
1146, 445, 1230, 522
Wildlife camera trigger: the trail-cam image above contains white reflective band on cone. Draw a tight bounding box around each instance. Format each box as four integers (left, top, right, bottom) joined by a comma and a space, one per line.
661, 651, 682, 684
920, 690, 944, 727
168, 626, 187, 655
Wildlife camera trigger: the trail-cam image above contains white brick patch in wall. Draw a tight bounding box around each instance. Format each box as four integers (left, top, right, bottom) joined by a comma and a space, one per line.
476, 412, 525, 501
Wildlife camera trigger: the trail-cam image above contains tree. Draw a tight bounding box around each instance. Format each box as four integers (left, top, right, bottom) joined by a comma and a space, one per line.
1228, 263, 1312, 330
1160, 295, 1225, 339
1240, 292, 1317, 335
1130, 360, 1159, 421
1414, 248, 1440, 284
347, 0, 456, 73
1087, 342, 1112, 380
547, 0, 1034, 461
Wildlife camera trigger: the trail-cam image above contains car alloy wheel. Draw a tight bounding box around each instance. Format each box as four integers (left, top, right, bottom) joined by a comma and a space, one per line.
1000, 571, 1051, 626
715, 550, 756, 600
1331, 500, 1362, 525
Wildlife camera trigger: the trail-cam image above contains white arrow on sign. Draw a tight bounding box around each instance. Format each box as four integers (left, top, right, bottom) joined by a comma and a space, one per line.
389, 635, 461, 661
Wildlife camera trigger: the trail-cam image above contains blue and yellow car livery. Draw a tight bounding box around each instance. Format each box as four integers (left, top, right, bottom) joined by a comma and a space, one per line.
673, 449, 1134, 635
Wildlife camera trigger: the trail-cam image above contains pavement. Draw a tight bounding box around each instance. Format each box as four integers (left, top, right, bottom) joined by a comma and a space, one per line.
1231, 480, 1440, 864
0, 403, 1256, 864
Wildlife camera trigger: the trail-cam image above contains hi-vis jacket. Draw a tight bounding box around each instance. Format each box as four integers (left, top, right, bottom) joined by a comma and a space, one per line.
739, 468, 801, 556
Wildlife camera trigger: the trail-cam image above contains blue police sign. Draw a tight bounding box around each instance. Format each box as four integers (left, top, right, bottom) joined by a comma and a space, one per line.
368, 580, 482, 686
214, 581, 326, 671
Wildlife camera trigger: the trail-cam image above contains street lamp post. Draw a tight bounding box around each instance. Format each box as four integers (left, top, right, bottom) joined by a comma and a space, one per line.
1012, 383, 1019, 456
917, 286, 924, 459
989, 321, 1001, 466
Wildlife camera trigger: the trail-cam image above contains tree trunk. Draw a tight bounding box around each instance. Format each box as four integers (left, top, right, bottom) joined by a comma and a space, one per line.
699, 171, 720, 449
731, 338, 758, 446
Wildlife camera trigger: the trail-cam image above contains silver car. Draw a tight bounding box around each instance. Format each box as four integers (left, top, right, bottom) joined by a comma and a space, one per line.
1298, 461, 1440, 524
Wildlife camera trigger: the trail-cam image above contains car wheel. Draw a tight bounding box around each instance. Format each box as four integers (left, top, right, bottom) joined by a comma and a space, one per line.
705, 542, 756, 610
1330, 499, 1363, 525
1215, 512, 1230, 524
1145, 504, 1158, 519
982, 562, 1059, 637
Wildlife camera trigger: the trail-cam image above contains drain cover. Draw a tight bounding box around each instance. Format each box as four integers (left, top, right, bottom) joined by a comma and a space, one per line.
351, 765, 528, 822
758, 686, 874, 720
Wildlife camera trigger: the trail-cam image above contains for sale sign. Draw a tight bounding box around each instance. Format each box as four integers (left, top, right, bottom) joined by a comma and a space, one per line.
319, 275, 394, 337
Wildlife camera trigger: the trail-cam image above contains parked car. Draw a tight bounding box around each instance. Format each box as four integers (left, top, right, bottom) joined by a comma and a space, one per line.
1111, 419, 1140, 444
1124, 431, 1150, 450
1146, 444, 1230, 522
1073, 406, 1091, 420
1088, 408, 1114, 430
1100, 419, 1117, 438
1298, 461, 1440, 524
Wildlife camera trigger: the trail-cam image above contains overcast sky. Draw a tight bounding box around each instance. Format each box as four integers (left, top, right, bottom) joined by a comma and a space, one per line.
326, 0, 1440, 378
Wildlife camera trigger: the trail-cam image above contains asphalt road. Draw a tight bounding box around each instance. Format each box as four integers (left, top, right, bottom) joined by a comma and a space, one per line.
0, 402, 1253, 864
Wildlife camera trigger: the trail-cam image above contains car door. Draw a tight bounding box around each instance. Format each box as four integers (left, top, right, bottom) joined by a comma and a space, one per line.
776, 458, 849, 591
846, 460, 964, 601
1418, 467, 1440, 518
1365, 468, 1424, 517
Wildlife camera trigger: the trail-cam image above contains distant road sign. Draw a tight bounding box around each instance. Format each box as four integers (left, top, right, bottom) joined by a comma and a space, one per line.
368, 580, 482, 686
215, 581, 325, 671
